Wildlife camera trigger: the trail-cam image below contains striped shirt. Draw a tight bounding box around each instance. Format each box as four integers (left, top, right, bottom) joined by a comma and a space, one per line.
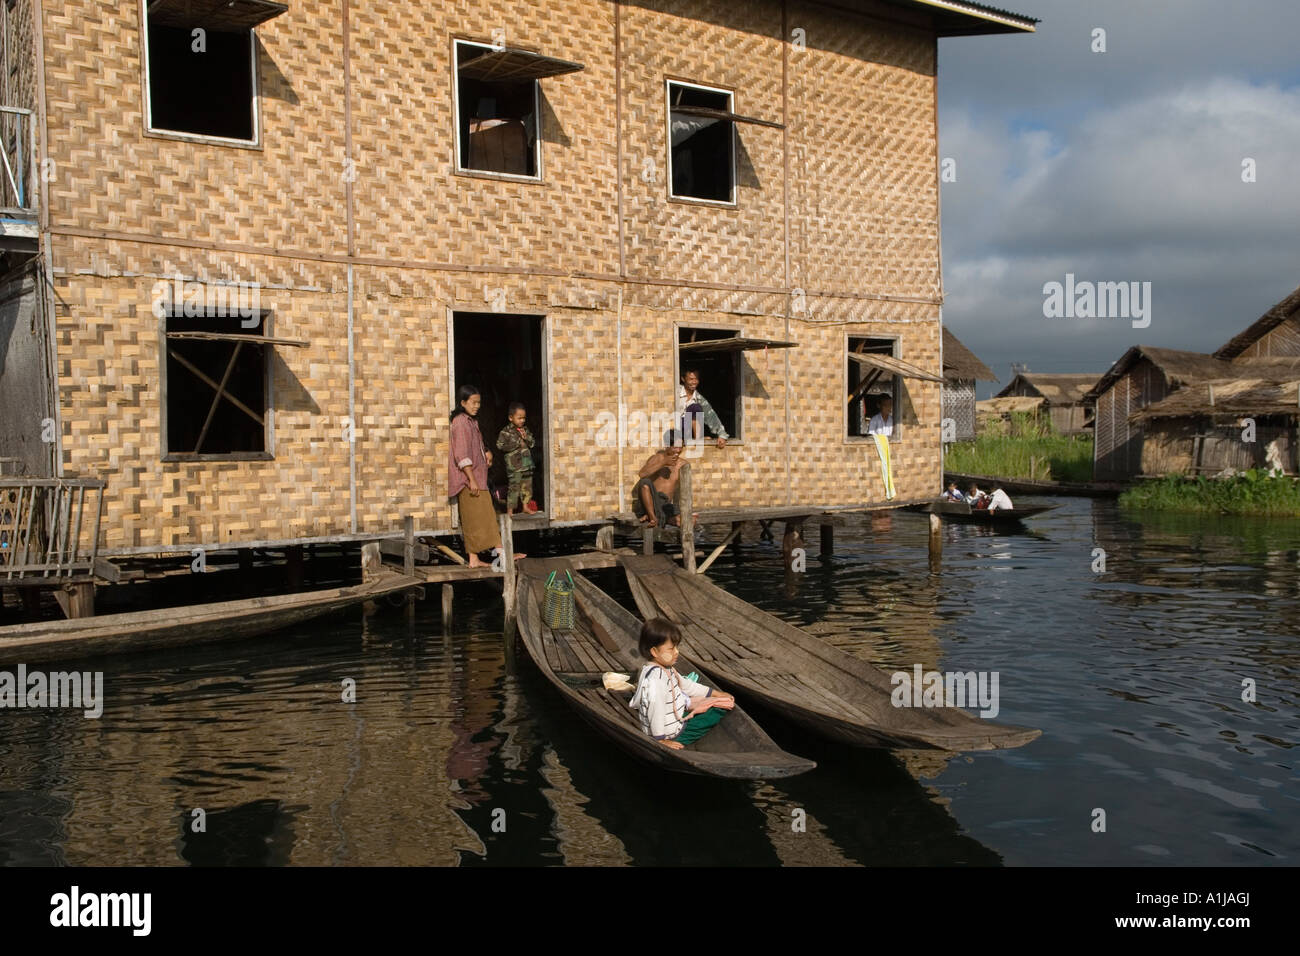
629, 663, 712, 740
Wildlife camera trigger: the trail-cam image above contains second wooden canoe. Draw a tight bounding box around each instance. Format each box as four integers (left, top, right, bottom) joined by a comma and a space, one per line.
621, 554, 1041, 751
0, 571, 424, 665
516, 559, 815, 779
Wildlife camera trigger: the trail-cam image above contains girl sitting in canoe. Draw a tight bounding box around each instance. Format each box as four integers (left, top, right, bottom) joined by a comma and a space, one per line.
629, 618, 734, 750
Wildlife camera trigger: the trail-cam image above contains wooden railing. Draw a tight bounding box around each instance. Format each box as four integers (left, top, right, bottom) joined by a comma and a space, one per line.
0, 478, 106, 580
0, 106, 36, 214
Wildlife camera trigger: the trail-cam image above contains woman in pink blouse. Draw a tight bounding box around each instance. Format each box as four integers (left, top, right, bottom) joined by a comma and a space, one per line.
448, 385, 502, 567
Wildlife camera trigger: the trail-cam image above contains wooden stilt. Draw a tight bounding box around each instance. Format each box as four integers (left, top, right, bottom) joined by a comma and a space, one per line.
403, 516, 417, 621
928, 513, 942, 569
442, 583, 454, 632
286, 545, 304, 588
820, 522, 834, 557
360, 542, 383, 583
595, 524, 614, 553
679, 463, 696, 573
21, 587, 41, 617
500, 511, 517, 638
730, 521, 743, 554
54, 582, 95, 620
643, 526, 654, 555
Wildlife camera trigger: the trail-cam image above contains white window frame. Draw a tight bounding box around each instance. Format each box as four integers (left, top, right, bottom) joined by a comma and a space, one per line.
453, 39, 544, 183
140, 1, 262, 148
665, 79, 737, 207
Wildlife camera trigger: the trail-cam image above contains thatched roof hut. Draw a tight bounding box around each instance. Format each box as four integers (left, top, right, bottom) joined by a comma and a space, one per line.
995, 372, 1097, 434
1131, 378, 1300, 423
1129, 378, 1300, 476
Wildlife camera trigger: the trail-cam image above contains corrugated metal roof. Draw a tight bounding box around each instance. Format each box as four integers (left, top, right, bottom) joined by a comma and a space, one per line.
871, 0, 1038, 35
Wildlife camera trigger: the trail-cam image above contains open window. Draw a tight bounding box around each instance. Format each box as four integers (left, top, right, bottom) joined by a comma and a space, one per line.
143, 0, 286, 143
666, 80, 782, 204
845, 338, 945, 441
163, 311, 304, 459
454, 40, 582, 179
667, 82, 733, 203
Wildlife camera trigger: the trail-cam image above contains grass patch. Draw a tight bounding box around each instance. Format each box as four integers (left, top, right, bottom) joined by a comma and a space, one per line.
947, 413, 1094, 482
1119, 470, 1300, 516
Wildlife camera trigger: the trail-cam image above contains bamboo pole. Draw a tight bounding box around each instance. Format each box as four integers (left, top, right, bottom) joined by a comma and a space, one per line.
679, 463, 695, 573
696, 523, 743, 575
434, 542, 467, 566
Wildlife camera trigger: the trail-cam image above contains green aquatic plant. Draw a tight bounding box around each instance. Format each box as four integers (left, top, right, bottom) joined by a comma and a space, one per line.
1119, 470, 1300, 516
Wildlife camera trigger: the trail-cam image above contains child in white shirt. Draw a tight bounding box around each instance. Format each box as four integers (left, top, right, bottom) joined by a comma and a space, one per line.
629, 618, 734, 749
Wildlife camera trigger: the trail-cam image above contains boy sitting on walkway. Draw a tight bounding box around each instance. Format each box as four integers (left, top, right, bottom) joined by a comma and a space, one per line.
632, 432, 686, 528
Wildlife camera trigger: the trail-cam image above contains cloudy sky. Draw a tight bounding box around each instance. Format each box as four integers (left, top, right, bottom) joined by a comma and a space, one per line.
936, 0, 1300, 394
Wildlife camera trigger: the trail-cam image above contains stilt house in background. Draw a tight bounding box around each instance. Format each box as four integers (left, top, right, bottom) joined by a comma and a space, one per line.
1086, 283, 1300, 479
940, 327, 995, 441
0, 0, 1036, 582
994, 372, 1096, 435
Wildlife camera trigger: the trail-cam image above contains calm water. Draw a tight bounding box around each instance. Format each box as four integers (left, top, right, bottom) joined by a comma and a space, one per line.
1, 499, 1296, 866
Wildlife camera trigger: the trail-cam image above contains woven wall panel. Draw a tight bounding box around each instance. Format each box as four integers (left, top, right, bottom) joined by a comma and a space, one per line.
53, 256, 352, 551
620, 0, 787, 289
348, 0, 619, 272
787, 1, 939, 301
43, 1, 348, 253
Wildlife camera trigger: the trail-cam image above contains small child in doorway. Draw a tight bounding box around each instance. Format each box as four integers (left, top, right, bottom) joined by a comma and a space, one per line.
496, 402, 538, 514
629, 618, 735, 749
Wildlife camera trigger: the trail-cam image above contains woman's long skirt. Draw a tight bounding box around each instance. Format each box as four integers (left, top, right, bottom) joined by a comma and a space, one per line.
457, 488, 502, 554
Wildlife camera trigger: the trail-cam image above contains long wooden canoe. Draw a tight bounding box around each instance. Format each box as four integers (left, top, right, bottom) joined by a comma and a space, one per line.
945, 471, 1126, 498
0, 572, 424, 665
909, 499, 1059, 525
516, 559, 815, 779
621, 554, 1041, 751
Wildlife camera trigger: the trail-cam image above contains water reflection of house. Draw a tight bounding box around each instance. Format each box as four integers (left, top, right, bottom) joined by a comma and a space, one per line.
1086, 284, 1300, 479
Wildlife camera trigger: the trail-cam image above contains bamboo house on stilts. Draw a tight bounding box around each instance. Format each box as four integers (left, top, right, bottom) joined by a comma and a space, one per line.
0, 0, 1036, 626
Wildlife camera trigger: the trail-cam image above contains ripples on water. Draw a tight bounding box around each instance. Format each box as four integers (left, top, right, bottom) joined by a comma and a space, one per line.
0, 499, 1295, 865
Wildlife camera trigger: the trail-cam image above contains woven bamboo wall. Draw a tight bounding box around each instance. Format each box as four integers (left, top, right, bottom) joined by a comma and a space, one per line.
41, 0, 946, 551
1142, 420, 1295, 476
944, 380, 975, 440
41, 1, 348, 254
787, 0, 939, 299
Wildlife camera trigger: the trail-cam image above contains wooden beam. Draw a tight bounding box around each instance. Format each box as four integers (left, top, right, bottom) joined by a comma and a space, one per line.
92, 557, 122, 583
169, 347, 265, 427
193, 341, 244, 454
434, 543, 466, 566
679, 463, 696, 573
696, 524, 743, 574
379, 538, 430, 563
53, 581, 95, 619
